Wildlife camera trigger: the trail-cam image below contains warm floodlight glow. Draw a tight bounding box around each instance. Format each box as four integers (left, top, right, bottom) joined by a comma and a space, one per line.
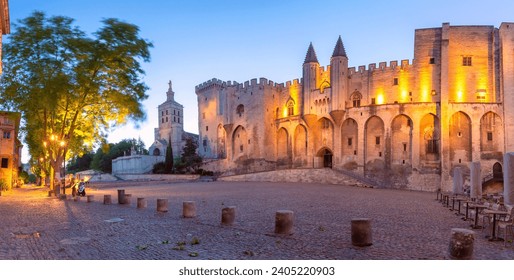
456, 91, 464, 102
376, 94, 385, 105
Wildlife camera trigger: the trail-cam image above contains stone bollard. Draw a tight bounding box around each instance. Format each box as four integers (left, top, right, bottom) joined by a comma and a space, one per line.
103, 194, 112, 205
351, 218, 373, 247
60, 194, 68, 200
74, 196, 81, 202
221, 206, 236, 225
137, 198, 147, 209
87, 195, 94, 203
123, 194, 132, 205
48, 190, 54, 197
183, 201, 196, 218
117, 189, 125, 204
275, 210, 294, 235
157, 199, 168, 212
449, 228, 475, 260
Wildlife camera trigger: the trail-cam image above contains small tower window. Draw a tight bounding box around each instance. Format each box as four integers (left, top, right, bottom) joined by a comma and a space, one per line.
463, 56, 472, 66
393, 78, 398, 85
375, 136, 381, 145
487, 132, 493, 141
429, 57, 435, 64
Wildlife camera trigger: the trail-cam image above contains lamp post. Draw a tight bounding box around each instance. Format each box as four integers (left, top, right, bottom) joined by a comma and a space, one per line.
60, 140, 66, 194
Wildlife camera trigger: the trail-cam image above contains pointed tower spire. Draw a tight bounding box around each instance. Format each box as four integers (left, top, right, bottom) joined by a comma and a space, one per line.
332, 36, 347, 58
304, 42, 319, 64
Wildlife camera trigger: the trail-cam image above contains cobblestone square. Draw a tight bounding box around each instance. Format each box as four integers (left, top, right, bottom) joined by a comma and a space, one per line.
1, 181, 513, 260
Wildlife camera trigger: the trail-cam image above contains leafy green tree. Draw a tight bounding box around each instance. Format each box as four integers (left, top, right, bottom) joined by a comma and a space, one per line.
89, 138, 146, 173
67, 152, 94, 173
0, 11, 152, 190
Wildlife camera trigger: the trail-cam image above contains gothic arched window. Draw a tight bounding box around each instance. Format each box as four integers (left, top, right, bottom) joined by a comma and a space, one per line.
351, 91, 362, 108
287, 100, 294, 116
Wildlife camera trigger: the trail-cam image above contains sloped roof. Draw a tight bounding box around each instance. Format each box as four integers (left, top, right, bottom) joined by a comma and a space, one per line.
332, 36, 347, 58
304, 42, 319, 64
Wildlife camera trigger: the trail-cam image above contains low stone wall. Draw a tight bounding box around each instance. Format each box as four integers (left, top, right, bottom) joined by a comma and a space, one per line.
112, 155, 165, 175
75, 171, 119, 182
116, 174, 200, 181
218, 168, 363, 186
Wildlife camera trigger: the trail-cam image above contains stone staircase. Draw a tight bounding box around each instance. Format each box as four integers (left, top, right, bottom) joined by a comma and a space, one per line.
218, 168, 371, 187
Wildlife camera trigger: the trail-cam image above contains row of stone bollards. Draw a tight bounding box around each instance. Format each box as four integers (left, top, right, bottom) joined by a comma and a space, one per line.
106, 189, 374, 244
60, 190, 471, 256
103, 190, 239, 226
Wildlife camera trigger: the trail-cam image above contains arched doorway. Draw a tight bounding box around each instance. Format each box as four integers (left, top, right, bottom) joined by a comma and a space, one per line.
493, 162, 503, 180
317, 148, 333, 168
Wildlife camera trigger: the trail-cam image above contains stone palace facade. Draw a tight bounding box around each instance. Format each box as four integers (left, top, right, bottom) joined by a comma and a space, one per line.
196, 22, 514, 191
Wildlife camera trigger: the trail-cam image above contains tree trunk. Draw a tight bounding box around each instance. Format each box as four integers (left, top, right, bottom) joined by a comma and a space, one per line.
49, 165, 55, 192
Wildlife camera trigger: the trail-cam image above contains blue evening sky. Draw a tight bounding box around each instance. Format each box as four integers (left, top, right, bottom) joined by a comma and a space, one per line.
8, 0, 514, 160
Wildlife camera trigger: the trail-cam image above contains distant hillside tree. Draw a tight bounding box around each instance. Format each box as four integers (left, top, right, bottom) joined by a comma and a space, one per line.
176, 138, 202, 173
90, 138, 147, 173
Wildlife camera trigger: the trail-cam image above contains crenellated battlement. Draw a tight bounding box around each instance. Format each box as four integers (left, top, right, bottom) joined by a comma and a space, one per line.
196, 77, 290, 93
347, 59, 412, 75
234, 77, 286, 91
195, 78, 232, 92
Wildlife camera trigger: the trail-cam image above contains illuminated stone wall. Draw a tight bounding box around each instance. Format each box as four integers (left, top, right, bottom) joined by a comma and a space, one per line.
0, 112, 21, 189
196, 22, 514, 191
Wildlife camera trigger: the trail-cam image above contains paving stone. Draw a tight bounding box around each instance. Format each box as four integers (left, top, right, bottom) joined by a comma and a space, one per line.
0, 182, 513, 259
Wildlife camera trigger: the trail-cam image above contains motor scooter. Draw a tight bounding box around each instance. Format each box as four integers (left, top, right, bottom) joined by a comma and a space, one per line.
72, 181, 86, 197
77, 181, 86, 196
